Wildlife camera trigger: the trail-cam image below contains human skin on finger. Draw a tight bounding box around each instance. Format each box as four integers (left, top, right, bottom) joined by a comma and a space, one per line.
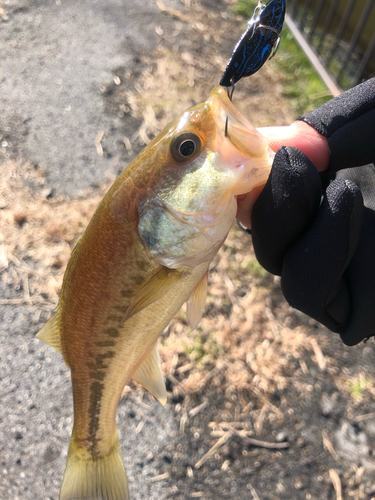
236, 121, 330, 228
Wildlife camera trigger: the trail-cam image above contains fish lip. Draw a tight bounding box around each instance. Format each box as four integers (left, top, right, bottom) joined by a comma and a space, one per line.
208, 86, 269, 159
208, 86, 254, 131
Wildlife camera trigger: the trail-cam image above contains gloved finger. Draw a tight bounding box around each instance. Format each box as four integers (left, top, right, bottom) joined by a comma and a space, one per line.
281, 179, 364, 332
251, 146, 322, 276
340, 208, 375, 345
297, 78, 375, 173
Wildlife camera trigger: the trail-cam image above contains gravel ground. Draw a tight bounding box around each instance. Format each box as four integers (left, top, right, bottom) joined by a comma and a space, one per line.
0, 0, 179, 197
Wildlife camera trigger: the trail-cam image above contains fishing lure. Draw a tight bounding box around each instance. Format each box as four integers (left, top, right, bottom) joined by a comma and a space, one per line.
220, 0, 286, 87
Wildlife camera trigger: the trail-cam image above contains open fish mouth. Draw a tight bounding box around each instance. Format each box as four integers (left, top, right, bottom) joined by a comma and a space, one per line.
208, 86, 269, 157
206, 87, 273, 196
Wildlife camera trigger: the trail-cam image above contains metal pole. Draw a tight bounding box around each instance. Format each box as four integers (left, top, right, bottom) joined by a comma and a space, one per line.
300, 0, 313, 31
337, 0, 375, 82
316, 0, 341, 52
285, 13, 343, 96
354, 30, 375, 85
326, 0, 356, 67
308, 0, 325, 41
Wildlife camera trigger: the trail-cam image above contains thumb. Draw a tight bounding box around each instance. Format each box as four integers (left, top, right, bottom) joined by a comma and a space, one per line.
257, 121, 330, 172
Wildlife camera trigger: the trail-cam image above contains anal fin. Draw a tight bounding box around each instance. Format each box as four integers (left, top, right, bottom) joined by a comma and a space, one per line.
133, 345, 167, 405
187, 270, 208, 331
36, 312, 62, 354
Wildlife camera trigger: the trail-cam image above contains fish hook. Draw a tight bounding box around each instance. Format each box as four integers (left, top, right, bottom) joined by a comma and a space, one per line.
225, 116, 229, 138
224, 84, 235, 138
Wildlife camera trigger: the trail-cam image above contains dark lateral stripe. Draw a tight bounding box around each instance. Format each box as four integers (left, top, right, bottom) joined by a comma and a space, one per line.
95, 340, 116, 347
89, 370, 106, 381
104, 327, 120, 338
106, 314, 123, 322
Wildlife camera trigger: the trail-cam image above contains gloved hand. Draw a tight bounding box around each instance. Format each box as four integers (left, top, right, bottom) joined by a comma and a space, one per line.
246, 78, 375, 346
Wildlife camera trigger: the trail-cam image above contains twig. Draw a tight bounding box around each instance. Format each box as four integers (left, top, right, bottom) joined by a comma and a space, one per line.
189, 401, 208, 417
168, 374, 192, 394
195, 430, 233, 469
329, 469, 342, 500
208, 422, 250, 430
136, 420, 144, 434
322, 430, 340, 462
196, 368, 218, 391
209, 423, 289, 449
354, 412, 375, 422
311, 338, 326, 371
23, 276, 31, 302
248, 386, 284, 419
255, 403, 267, 434
0, 297, 50, 305
95, 130, 104, 157
123, 136, 132, 151
150, 472, 170, 482
180, 412, 188, 434
130, 393, 152, 410
248, 483, 261, 500
177, 362, 194, 374
233, 431, 289, 450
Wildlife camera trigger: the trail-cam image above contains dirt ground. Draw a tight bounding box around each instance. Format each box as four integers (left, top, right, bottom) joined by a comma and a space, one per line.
1, 1, 375, 499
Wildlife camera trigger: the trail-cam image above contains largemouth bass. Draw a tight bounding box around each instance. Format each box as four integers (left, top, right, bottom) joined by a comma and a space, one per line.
36, 86, 274, 500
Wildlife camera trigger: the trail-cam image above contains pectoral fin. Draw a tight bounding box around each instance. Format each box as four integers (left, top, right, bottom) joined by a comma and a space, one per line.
187, 270, 208, 331
36, 312, 62, 353
133, 345, 167, 405
123, 266, 182, 322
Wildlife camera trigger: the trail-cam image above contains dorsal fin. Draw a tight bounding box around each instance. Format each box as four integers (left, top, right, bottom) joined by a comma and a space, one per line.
36, 311, 62, 353
133, 344, 167, 405
187, 270, 208, 331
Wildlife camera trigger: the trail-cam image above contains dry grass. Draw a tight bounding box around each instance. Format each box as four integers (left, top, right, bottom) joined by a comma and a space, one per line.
0, 160, 104, 308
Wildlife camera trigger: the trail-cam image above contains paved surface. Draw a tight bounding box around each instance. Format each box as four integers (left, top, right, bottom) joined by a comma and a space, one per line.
0, 0, 172, 197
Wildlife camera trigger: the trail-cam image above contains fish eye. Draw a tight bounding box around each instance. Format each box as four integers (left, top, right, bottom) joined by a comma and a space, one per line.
171, 133, 201, 162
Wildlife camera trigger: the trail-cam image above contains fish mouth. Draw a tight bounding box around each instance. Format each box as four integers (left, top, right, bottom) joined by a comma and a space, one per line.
207, 86, 273, 196
208, 86, 269, 158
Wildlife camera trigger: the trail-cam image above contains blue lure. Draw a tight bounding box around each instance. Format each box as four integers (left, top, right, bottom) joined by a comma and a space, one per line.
220, 0, 286, 87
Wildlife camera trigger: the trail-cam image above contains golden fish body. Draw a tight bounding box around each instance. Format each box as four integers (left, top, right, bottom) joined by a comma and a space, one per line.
37, 87, 273, 500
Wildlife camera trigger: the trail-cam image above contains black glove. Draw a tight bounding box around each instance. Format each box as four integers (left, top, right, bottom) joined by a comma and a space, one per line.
251, 78, 375, 346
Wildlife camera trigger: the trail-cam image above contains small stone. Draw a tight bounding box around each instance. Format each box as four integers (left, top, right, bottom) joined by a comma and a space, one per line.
320, 393, 335, 417
335, 420, 370, 462
275, 432, 288, 443
41, 187, 53, 199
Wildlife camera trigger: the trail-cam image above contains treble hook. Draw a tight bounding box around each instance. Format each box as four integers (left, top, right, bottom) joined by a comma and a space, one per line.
224, 84, 235, 138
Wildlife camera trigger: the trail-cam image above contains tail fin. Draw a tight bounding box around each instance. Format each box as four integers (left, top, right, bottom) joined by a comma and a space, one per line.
60, 434, 129, 500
